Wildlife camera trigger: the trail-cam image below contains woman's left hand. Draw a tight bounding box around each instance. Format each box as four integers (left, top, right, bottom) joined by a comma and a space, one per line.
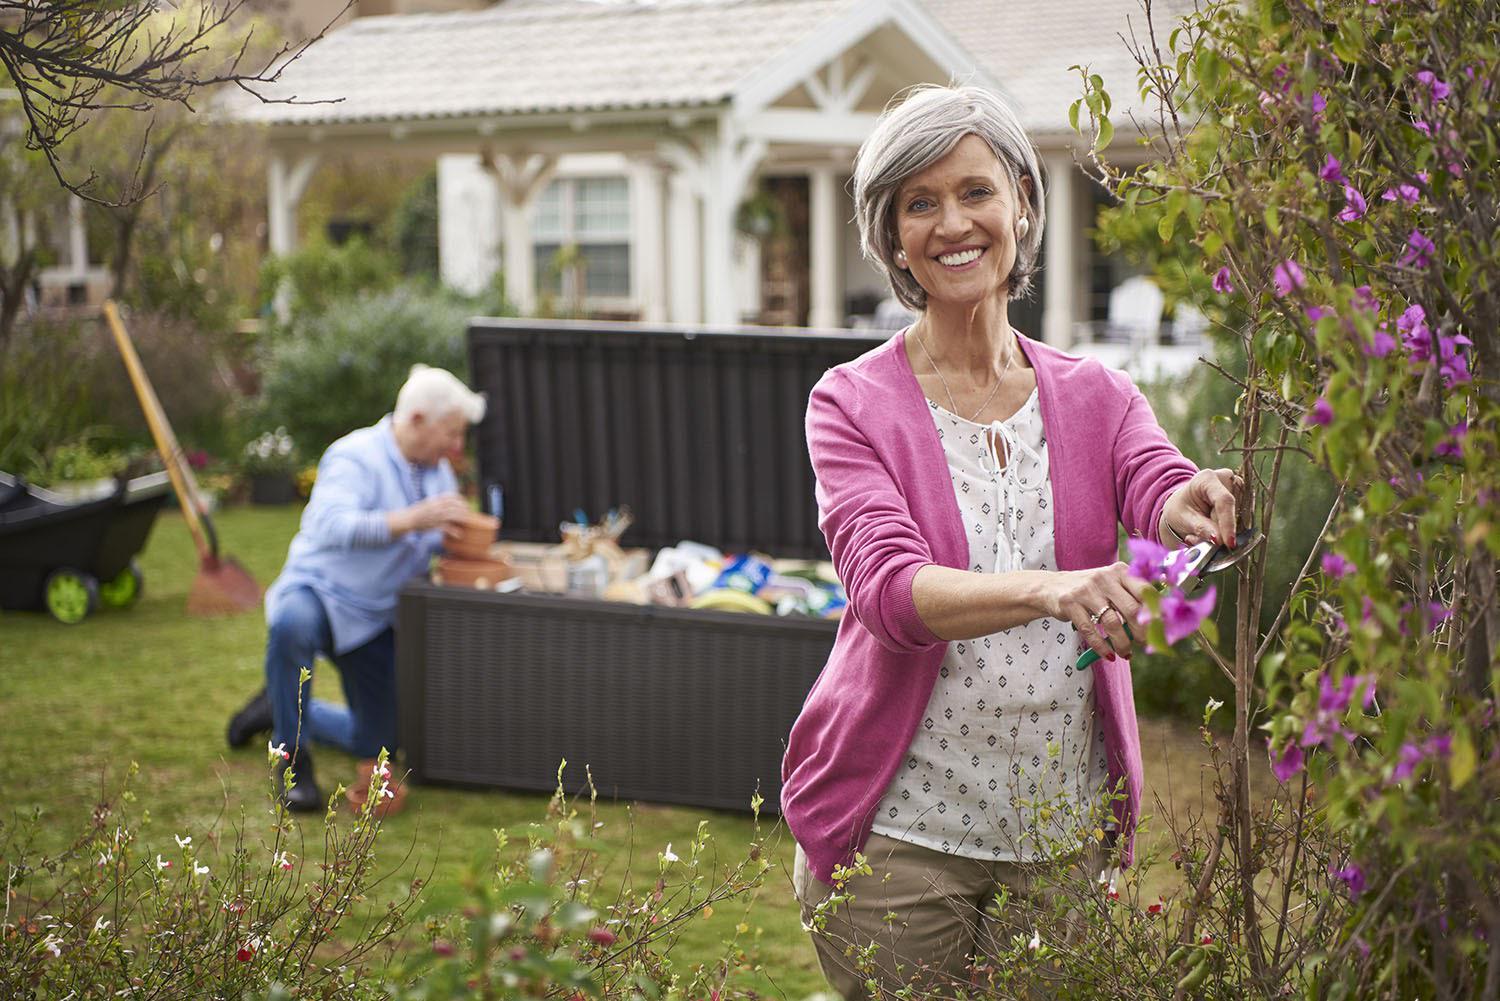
1160, 468, 1243, 548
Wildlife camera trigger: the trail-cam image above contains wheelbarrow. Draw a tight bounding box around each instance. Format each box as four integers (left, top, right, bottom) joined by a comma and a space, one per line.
0, 470, 171, 623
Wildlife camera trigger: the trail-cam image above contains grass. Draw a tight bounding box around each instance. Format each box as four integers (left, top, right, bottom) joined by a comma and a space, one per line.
0, 504, 1272, 996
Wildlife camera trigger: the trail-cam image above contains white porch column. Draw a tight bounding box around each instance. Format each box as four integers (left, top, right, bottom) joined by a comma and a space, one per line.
665, 171, 701, 324
266, 152, 320, 256
808, 165, 839, 329
702, 119, 766, 327
67, 196, 87, 276
482, 152, 557, 316
1041, 151, 1079, 348
628, 158, 667, 323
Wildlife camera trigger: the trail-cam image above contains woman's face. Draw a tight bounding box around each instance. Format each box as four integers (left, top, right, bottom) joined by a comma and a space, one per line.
892, 134, 1029, 310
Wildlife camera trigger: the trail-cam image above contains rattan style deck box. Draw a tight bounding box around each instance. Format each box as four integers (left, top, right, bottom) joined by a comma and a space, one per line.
396, 319, 883, 813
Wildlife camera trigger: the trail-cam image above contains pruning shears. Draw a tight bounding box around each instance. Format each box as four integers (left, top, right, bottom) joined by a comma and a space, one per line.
1074, 527, 1265, 671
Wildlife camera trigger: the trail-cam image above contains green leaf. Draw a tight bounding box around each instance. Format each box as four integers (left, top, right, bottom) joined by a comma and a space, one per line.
1069, 99, 1081, 134
1449, 729, 1476, 790
1097, 115, 1115, 152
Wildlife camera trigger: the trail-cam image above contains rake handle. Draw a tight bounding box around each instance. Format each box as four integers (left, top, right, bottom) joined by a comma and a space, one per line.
102, 301, 214, 561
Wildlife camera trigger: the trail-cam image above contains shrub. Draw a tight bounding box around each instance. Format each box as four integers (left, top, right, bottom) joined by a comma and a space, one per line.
259, 238, 398, 321
0, 754, 774, 999
256, 285, 474, 457
1061, 0, 1498, 996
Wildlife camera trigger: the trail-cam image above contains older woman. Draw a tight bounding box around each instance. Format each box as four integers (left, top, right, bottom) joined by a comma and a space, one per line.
781, 85, 1239, 998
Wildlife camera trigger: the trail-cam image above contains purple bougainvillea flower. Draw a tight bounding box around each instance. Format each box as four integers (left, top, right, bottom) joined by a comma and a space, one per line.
1391, 741, 1426, 782
1354, 938, 1371, 960
1321, 552, 1356, 579
1424, 732, 1453, 759
1318, 153, 1346, 183
1307, 397, 1334, 426
1438, 335, 1472, 385
1415, 70, 1451, 101
1412, 119, 1433, 136
1381, 182, 1421, 204
1329, 861, 1366, 901
1336, 185, 1367, 222
1434, 421, 1468, 458
1353, 285, 1379, 311
1160, 584, 1216, 645
1269, 740, 1304, 783
1162, 547, 1196, 587
1364, 326, 1397, 358
1126, 537, 1169, 584
1428, 601, 1453, 627
1273, 259, 1306, 297
1318, 672, 1374, 715
1304, 304, 1335, 323
1399, 229, 1436, 269
1309, 92, 1327, 120
1361, 596, 1377, 624
1397, 304, 1432, 359
1212, 266, 1234, 293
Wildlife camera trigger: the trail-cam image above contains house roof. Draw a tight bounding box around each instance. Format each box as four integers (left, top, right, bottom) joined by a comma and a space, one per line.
925, 0, 1199, 135
231, 0, 1195, 136
232, 0, 865, 126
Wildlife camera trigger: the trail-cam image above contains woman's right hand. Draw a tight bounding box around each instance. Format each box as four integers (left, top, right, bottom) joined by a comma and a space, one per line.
1043, 563, 1153, 662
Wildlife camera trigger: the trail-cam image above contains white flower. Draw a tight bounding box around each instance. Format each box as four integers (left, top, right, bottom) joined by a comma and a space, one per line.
194, 864, 210, 876
42, 933, 62, 958
268, 741, 290, 762
379, 783, 395, 800
97, 851, 111, 867
1027, 930, 1041, 951
93, 916, 110, 934
156, 854, 171, 870
274, 851, 293, 871
374, 760, 391, 780
174, 834, 192, 849
661, 844, 680, 864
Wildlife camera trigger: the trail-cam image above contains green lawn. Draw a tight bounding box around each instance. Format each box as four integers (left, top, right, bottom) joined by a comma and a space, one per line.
0, 504, 1256, 996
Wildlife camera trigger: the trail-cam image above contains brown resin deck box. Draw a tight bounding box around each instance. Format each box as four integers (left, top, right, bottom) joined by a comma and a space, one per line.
396, 319, 882, 813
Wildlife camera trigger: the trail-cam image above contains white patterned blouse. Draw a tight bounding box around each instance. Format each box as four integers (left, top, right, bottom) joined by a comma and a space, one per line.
870, 388, 1110, 862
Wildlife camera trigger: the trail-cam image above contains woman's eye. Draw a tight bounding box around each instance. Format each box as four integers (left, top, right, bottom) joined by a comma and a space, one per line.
968, 186, 993, 199
907, 198, 931, 212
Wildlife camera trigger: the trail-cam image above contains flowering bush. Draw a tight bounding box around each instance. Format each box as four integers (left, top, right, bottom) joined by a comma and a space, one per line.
1059, 0, 1497, 996
240, 426, 297, 477
0, 754, 775, 999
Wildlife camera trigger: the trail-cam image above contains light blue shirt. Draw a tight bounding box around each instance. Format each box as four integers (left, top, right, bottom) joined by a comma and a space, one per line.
265, 415, 457, 654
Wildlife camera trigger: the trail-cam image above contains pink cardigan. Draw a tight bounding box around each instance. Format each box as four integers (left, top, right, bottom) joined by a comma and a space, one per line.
782, 329, 1197, 884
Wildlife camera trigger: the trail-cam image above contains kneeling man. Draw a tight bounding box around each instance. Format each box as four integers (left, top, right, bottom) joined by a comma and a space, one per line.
227, 364, 485, 810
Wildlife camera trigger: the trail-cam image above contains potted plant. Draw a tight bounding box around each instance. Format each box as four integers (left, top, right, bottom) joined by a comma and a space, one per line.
241, 427, 299, 505
735, 188, 788, 241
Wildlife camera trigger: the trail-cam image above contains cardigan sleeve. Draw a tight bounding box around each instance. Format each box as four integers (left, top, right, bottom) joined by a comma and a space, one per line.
1111, 377, 1198, 541
806, 370, 943, 654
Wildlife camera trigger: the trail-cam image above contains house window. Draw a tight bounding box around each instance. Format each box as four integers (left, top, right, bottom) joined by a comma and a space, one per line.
532, 176, 631, 299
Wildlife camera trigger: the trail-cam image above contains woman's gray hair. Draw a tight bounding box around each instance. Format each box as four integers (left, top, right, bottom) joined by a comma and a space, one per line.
852, 85, 1046, 311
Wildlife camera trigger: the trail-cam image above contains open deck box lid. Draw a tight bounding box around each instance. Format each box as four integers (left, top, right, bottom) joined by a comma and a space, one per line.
467, 319, 885, 561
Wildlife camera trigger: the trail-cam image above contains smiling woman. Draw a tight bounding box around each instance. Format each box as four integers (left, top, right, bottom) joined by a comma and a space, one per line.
781, 85, 1241, 1000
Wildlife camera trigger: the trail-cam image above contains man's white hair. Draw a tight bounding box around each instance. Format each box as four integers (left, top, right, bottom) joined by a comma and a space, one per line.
394, 364, 487, 424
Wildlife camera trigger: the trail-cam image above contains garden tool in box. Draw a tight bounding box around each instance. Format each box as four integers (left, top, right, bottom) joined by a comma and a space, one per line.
104, 301, 263, 615
1075, 527, 1265, 670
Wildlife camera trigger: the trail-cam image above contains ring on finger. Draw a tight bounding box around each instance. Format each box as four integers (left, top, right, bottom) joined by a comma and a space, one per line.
1089, 605, 1114, 625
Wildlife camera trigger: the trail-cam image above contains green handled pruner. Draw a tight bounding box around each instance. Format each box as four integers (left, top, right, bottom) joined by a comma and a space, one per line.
1074, 527, 1265, 671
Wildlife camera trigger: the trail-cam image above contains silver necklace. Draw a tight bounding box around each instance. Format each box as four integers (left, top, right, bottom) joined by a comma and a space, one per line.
916, 326, 1017, 423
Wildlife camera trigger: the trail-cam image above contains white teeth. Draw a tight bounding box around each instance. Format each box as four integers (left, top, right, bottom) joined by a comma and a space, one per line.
937, 248, 983, 266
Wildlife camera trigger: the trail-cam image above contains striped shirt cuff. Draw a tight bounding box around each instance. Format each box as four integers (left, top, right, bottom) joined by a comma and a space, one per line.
350, 511, 392, 548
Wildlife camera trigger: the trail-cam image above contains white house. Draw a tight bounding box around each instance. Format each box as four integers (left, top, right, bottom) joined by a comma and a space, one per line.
232, 0, 1202, 371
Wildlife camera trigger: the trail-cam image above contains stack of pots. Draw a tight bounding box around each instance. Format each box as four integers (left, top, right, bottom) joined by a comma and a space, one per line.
433, 511, 513, 589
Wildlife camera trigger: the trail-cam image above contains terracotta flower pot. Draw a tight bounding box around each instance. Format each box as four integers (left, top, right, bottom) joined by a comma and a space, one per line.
433, 555, 515, 590
445, 511, 500, 559
346, 759, 407, 819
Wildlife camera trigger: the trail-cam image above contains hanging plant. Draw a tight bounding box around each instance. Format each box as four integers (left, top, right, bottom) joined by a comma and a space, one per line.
735, 189, 788, 241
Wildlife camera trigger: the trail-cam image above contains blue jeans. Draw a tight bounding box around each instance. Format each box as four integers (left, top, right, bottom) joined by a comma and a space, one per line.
264, 586, 397, 759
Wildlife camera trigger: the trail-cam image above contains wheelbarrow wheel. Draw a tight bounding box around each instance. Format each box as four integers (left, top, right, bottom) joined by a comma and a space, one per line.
99, 560, 144, 609
44, 568, 99, 625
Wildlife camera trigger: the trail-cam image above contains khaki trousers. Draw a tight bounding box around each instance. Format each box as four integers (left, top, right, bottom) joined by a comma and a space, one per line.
793, 833, 1108, 1000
